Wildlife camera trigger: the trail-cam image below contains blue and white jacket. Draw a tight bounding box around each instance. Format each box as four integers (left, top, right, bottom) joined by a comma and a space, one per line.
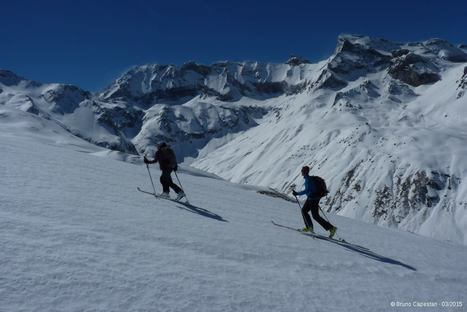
296, 175, 318, 199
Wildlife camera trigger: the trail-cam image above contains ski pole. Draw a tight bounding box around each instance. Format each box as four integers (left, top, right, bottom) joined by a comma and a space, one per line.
145, 163, 157, 197
288, 185, 301, 207
294, 194, 314, 229
293, 194, 302, 209
288, 185, 302, 209
319, 205, 332, 224
174, 171, 189, 201
290, 185, 310, 228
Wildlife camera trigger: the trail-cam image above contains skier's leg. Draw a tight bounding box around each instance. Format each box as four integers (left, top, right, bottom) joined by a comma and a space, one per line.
310, 199, 333, 231
301, 199, 314, 230
166, 170, 182, 193
160, 171, 171, 193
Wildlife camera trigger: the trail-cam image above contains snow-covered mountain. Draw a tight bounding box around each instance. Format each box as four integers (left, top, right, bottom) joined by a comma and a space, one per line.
2, 34, 467, 245
190, 35, 467, 244
96, 59, 318, 157
0, 69, 139, 152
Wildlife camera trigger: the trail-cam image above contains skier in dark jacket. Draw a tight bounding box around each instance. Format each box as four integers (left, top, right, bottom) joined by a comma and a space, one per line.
144, 142, 185, 200
292, 166, 337, 238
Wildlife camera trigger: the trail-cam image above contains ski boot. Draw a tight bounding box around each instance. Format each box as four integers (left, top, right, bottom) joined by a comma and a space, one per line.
329, 226, 337, 239
159, 192, 170, 199
299, 227, 314, 234
175, 191, 186, 201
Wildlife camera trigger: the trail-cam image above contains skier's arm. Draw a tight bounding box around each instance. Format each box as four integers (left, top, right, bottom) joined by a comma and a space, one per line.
144, 153, 158, 164
295, 177, 313, 196
295, 184, 308, 196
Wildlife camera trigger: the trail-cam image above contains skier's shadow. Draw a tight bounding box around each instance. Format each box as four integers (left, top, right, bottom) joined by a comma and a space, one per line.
307, 234, 417, 271
272, 222, 416, 271
175, 202, 227, 222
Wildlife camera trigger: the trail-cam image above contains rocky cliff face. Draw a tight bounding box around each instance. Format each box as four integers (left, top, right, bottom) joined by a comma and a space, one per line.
457, 66, 467, 98
99, 60, 317, 105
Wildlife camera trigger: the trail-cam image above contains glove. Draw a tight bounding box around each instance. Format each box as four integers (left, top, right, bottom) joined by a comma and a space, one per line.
292, 190, 298, 196
173, 164, 178, 172
144, 156, 150, 164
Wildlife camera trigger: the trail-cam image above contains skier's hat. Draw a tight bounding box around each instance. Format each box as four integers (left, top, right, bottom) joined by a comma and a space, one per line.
301, 166, 310, 175
157, 142, 168, 149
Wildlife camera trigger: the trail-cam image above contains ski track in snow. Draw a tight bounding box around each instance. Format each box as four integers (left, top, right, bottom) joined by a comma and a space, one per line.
1, 131, 467, 312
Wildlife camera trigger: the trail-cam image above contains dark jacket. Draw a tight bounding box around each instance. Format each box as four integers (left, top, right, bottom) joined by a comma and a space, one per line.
149, 146, 177, 171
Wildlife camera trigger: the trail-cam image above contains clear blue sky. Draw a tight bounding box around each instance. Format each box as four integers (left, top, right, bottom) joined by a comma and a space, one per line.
1, 0, 466, 91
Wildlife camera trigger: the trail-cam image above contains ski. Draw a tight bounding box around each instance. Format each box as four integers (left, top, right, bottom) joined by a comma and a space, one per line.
271, 220, 368, 249
137, 187, 190, 204
137, 187, 158, 197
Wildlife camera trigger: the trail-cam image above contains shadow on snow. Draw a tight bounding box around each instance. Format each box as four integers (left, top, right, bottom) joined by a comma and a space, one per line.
137, 187, 227, 222
272, 221, 416, 271
309, 234, 417, 271
175, 202, 228, 223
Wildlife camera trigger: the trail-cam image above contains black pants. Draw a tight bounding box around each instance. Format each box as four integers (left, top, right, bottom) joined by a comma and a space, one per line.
160, 169, 182, 194
301, 198, 333, 231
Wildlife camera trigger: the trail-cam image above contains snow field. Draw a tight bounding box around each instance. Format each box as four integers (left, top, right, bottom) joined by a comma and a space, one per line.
1, 129, 467, 311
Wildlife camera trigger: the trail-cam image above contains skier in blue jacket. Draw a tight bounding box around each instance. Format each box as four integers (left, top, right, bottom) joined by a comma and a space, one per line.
293, 166, 337, 238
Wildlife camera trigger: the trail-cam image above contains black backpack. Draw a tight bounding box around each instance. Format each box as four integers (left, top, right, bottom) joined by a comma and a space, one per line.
158, 146, 177, 169
310, 176, 329, 198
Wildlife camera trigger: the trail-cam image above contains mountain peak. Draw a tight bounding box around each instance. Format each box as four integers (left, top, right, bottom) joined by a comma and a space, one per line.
0, 69, 43, 89
336, 34, 402, 53
0, 69, 26, 86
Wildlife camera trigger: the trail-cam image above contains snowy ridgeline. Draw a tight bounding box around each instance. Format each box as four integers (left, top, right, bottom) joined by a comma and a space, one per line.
1, 125, 466, 312
1, 34, 467, 244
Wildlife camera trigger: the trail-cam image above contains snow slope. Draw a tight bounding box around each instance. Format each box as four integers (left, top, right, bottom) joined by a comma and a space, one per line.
1, 114, 467, 311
